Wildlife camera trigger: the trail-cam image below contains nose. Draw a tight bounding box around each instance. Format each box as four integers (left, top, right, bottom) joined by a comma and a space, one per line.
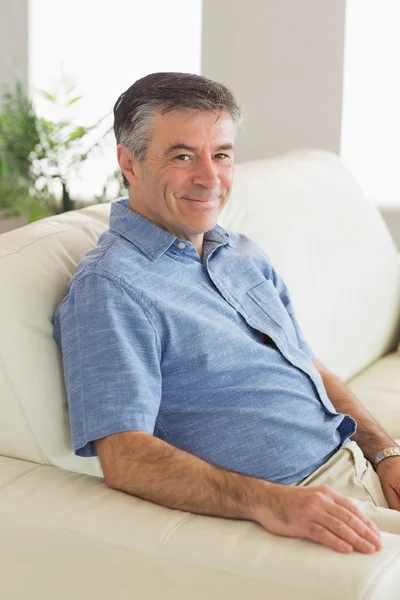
192, 158, 220, 189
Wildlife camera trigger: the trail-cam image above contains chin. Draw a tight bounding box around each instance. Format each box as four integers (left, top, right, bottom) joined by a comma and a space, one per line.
182, 220, 215, 236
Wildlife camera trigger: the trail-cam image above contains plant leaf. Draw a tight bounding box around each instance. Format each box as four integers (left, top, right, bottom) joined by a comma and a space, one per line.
39, 90, 56, 103
67, 95, 82, 106
68, 126, 87, 142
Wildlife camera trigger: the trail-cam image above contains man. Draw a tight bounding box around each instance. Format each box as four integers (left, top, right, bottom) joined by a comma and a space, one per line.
53, 72, 400, 556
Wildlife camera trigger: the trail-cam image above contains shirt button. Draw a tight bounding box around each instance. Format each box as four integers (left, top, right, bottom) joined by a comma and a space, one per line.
178, 242, 186, 249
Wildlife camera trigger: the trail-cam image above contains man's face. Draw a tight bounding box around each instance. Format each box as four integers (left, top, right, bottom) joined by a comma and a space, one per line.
118, 110, 235, 245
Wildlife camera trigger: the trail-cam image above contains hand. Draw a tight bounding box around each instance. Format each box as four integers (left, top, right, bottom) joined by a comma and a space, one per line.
376, 456, 400, 510
253, 483, 382, 554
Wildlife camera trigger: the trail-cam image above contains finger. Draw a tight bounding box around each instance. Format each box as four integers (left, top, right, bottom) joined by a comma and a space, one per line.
307, 523, 354, 554
317, 512, 380, 553
327, 503, 382, 548
331, 491, 381, 534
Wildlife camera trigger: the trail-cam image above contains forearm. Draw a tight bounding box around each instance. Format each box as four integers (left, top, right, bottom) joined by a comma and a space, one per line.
95, 431, 277, 522
317, 363, 396, 463
96, 429, 383, 555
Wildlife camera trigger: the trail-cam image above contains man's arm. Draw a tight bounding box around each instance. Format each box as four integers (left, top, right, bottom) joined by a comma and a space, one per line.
97, 431, 265, 519
95, 430, 381, 554
313, 359, 396, 463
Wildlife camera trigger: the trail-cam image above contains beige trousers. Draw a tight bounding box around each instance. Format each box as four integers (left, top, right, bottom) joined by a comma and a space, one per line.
297, 441, 400, 534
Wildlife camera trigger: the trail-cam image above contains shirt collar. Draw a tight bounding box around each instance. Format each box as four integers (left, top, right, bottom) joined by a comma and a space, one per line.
109, 198, 230, 262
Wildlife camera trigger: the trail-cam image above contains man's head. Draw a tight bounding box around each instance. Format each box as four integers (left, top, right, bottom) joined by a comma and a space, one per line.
114, 72, 242, 252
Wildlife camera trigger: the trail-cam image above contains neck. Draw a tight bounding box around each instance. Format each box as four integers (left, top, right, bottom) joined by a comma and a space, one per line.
128, 200, 205, 258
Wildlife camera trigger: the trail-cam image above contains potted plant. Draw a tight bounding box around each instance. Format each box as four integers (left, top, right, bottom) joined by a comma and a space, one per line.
0, 79, 125, 225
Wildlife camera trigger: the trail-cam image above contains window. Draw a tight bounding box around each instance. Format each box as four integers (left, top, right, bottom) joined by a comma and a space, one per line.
341, 0, 400, 206
28, 0, 202, 201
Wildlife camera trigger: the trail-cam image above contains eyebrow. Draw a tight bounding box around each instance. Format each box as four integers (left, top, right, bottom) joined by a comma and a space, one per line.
165, 143, 234, 155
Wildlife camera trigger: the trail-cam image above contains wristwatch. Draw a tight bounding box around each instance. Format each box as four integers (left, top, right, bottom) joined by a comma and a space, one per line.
372, 447, 400, 469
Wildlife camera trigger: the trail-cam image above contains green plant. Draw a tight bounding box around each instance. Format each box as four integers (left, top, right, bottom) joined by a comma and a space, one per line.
0, 79, 125, 222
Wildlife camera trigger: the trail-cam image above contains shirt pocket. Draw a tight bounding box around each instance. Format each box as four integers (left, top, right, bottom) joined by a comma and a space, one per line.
246, 280, 298, 345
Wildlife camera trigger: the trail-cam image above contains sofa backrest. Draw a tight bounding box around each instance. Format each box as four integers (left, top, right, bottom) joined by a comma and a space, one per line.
220, 150, 400, 380
0, 205, 109, 476
0, 150, 399, 474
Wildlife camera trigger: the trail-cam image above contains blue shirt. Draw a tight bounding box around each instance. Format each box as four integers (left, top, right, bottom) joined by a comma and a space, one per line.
53, 198, 356, 484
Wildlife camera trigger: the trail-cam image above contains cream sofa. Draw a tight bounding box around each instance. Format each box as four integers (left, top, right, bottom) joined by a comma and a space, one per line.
2, 150, 400, 600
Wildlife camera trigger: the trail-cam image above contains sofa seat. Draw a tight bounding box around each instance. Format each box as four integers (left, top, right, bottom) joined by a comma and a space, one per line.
1, 455, 400, 600
0, 455, 40, 488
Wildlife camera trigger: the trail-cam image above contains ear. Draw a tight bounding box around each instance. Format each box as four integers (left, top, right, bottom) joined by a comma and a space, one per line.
117, 145, 139, 187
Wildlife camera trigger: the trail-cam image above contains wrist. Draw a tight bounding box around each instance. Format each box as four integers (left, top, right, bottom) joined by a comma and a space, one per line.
249, 478, 287, 524
353, 435, 397, 465
373, 446, 400, 471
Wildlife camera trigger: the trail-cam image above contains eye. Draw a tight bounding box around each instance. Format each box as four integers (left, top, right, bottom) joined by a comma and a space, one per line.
175, 154, 191, 161
214, 153, 232, 161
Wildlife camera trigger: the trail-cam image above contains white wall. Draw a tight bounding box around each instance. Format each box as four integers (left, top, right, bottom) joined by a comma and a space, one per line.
0, 0, 28, 94
202, 0, 346, 163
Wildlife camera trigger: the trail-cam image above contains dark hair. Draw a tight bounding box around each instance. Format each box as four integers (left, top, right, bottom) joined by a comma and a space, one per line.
113, 72, 242, 187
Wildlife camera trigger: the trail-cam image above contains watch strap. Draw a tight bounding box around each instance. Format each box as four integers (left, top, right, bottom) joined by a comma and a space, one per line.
373, 446, 400, 469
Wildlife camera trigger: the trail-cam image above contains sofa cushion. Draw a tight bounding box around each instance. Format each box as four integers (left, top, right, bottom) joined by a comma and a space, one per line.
1, 455, 400, 600
0, 205, 110, 475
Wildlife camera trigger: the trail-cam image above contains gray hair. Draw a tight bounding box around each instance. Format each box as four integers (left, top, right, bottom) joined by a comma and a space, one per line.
113, 72, 242, 187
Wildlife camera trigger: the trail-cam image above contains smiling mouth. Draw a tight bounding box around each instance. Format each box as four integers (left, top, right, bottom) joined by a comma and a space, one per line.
182, 197, 218, 203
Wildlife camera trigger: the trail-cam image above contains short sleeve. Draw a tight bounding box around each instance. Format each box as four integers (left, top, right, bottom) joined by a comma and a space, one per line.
271, 267, 316, 361
53, 273, 162, 457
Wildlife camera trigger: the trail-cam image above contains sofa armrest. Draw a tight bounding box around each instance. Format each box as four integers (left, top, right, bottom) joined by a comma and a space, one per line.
0, 457, 400, 599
